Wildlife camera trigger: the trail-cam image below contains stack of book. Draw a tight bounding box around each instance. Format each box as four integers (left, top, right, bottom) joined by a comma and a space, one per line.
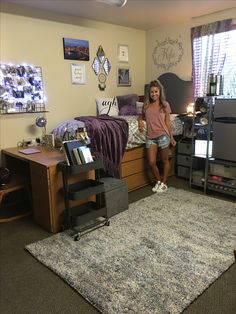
63, 140, 94, 165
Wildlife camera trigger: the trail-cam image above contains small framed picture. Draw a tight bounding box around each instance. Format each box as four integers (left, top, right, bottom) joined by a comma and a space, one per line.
71, 64, 86, 85
118, 44, 129, 63
63, 38, 89, 61
117, 67, 131, 86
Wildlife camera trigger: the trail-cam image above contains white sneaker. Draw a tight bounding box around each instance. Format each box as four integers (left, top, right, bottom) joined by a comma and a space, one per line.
156, 182, 168, 192
152, 181, 161, 192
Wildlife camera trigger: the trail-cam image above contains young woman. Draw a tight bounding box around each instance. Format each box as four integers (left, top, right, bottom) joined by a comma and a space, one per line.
138, 80, 176, 192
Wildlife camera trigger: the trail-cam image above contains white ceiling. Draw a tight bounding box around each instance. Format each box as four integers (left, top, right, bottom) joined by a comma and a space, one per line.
1, 0, 236, 30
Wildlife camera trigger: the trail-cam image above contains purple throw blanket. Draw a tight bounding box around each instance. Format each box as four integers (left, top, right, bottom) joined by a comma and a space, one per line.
75, 115, 129, 177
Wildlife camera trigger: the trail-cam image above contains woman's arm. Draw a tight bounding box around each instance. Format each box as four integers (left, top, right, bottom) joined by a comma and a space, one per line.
165, 113, 176, 146
137, 110, 145, 132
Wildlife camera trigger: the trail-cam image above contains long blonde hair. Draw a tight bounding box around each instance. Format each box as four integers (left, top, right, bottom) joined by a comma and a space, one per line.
143, 80, 167, 112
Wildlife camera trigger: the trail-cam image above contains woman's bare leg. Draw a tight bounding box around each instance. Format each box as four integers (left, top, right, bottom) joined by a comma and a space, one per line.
147, 144, 161, 182
160, 147, 170, 184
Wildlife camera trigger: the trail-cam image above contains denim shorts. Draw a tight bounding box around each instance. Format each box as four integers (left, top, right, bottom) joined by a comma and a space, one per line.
146, 134, 170, 149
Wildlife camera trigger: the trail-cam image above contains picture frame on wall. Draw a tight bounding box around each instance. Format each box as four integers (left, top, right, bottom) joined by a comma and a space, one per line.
63, 38, 89, 61
117, 67, 131, 86
71, 64, 86, 85
117, 44, 129, 63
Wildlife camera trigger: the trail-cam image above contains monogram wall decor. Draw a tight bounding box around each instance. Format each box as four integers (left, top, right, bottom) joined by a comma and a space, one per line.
152, 37, 184, 70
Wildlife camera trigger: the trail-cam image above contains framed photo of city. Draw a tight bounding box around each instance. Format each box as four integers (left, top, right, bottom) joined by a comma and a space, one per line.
63, 38, 90, 61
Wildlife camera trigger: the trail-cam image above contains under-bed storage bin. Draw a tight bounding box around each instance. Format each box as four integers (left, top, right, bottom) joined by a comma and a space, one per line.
100, 177, 128, 218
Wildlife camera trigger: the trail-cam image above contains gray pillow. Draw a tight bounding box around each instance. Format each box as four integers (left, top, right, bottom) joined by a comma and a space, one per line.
117, 94, 139, 115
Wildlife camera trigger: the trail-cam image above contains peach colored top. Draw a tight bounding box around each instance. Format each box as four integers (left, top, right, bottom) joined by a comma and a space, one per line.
145, 102, 171, 139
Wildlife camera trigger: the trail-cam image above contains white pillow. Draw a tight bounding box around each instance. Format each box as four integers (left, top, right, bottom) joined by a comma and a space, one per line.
96, 97, 119, 116
136, 101, 144, 115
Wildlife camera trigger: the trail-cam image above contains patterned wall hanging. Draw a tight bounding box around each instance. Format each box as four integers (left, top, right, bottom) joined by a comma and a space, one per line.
92, 45, 111, 91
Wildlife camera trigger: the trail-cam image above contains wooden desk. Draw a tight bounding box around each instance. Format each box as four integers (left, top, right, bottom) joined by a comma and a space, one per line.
1, 147, 93, 233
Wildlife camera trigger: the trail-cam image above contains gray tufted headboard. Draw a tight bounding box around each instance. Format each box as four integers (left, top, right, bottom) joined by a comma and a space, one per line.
145, 72, 193, 114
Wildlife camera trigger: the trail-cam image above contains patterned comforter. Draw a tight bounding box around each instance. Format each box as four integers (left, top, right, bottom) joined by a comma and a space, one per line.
52, 114, 183, 175
122, 114, 183, 149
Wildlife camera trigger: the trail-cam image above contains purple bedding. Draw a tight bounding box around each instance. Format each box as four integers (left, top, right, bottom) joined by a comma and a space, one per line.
75, 115, 129, 177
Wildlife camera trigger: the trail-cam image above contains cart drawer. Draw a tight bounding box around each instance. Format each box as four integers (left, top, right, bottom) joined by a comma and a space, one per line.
178, 142, 192, 155
177, 166, 190, 179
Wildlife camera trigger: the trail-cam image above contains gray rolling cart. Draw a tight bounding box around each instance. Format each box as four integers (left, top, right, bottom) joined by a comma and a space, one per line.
59, 159, 110, 241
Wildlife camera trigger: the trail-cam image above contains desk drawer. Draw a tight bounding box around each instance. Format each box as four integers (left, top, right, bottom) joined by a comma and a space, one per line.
120, 158, 147, 177
122, 146, 145, 162
122, 171, 149, 191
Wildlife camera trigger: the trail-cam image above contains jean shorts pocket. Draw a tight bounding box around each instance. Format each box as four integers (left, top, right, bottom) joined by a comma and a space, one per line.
158, 135, 170, 149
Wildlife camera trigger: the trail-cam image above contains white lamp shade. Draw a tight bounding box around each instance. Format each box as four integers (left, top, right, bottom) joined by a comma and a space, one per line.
96, 0, 127, 8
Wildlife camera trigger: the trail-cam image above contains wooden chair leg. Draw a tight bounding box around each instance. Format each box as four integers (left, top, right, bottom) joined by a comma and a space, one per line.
0, 191, 4, 206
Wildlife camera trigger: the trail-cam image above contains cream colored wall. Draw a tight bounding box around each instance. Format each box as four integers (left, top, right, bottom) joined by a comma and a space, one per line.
146, 7, 236, 83
0, 5, 146, 150
1, 4, 236, 151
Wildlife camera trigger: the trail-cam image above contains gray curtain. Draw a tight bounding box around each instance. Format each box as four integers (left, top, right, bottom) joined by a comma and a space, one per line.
191, 19, 232, 97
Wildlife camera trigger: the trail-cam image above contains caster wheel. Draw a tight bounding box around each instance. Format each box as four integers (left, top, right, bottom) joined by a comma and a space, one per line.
105, 219, 110, 226
61, 224, 66, 231
74, 233, 80, 241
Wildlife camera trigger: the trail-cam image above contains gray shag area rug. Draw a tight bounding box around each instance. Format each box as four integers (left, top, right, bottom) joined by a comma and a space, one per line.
25, 188, 236, 314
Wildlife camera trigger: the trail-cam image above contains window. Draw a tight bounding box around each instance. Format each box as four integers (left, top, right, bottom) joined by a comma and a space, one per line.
221, 30, 236, 97
192, 21, 236, 98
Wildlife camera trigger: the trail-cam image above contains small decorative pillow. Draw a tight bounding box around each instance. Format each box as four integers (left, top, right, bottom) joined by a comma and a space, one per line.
96, 97, 119, 116
138, 95, 146, 102
136, 101, 144, 115
117, 94, 139, 116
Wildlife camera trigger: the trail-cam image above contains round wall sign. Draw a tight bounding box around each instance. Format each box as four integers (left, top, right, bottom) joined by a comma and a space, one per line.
152, 37, 184, 70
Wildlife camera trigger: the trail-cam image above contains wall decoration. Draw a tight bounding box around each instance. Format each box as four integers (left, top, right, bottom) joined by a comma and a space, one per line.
98, 73, 106, 91
103, 58, 111, 76
0, 63, 46, 114
92, 45, 112, 91
92, 57, 100, 76
71, 64, 86, 85
118, 44, 129, 63
152, 37, 184, 70
117, 67, 131, 86
97, 45, 106, 65
63, 38, 89, 61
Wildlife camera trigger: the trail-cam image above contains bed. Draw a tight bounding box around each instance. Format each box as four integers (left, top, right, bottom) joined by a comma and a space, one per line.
52, 73, 193, 191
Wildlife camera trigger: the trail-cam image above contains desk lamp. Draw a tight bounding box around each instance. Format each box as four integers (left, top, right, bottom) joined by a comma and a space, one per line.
96, 0, 127, 7
35, 116, 47, 138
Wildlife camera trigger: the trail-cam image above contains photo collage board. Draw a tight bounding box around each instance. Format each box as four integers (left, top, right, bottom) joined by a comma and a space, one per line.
0, 64, 46, 114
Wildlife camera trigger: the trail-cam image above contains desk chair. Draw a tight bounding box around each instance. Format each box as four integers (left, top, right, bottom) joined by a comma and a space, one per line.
0, 174, 32, 222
